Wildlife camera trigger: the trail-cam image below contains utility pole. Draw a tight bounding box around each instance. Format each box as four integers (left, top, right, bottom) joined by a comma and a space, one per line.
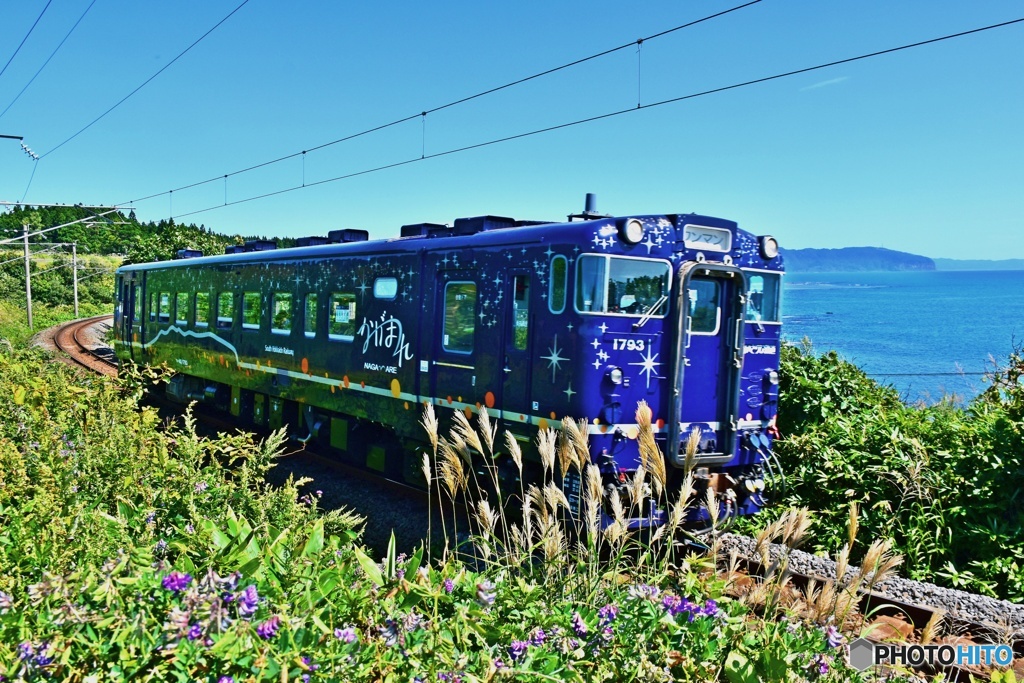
22, 224, 33, 329
72, 242, 79, 318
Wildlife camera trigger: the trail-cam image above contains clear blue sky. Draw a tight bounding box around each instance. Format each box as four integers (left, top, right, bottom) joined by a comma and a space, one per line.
1, 0, 1021, 259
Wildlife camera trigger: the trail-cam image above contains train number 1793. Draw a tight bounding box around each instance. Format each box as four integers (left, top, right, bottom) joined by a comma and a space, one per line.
612, 338, 646, 351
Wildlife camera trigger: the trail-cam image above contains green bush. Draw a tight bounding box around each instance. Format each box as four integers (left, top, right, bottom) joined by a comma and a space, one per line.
753, 342, 1024, 600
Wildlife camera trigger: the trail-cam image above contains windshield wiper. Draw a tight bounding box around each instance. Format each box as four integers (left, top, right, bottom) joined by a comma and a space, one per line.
632, 294, 668, 330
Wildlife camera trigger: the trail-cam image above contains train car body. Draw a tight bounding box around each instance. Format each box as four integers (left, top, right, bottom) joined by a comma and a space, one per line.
114, 202, 784, 525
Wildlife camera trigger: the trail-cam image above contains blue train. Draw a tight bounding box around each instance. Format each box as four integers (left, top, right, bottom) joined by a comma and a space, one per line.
113, 195, 784, 526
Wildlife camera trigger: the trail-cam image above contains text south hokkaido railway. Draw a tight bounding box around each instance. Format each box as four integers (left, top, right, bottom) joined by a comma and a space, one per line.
113, 196, 784, 526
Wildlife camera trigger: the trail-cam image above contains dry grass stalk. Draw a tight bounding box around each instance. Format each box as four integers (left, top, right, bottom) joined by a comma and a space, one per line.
629, 467, 647, 515
420, 453, 432, 488
667, 473, 695, 531
536, 428, 557, 477
704, 486, 720, 528
564, 417, 591, 472
556, 422, 575, 477
920, 609, 944, 645
847, 501, 860, 550
504, 431, 523, 474
527, 485, 548, 526
584, 464, 603, 543
834, 546, 851, 588
474, 499, 497, 535
478, 407, 496, 456
452, 409, 484, 456
438, 438, 468, 499
543, 482, 570, 515
856, 539, 903, 589
781, 508, 811, 549
419, 403, 439, 454
684, 425, 702, 474
635, 401, 666, 498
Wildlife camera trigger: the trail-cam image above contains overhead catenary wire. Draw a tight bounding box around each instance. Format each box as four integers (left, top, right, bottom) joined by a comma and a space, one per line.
0, 0, 54, 81
40, 0, 252, 159
0, 0, 97, 121
123, 0, 765, 205
169, 16, 1024, 221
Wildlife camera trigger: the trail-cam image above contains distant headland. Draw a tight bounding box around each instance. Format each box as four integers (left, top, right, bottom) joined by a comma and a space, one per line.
780, 247, 1024, 273
780, 247, 934, 273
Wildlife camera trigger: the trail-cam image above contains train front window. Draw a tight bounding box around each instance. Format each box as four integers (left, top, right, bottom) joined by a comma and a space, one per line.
745, 273, 781, 323
443, 281, 476, 354
271, 293, 292, 334
575, 255, 670, 316
242, 292, 261, 329
133, 285, 141, 321
687, 279, 721, 334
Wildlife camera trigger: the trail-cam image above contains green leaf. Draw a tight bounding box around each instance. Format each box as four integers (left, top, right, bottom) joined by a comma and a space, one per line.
724, 651, 758, 683
353, 547, 384, 587
301, 519, 324, 558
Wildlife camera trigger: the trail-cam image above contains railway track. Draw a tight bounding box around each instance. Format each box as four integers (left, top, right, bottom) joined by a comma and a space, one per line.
47, 316, 1024, 680
50, 314, 117, 376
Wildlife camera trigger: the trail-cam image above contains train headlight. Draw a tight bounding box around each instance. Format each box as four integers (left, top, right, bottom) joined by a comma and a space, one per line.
759, 235, 779, 259
608, 367, 624, 385
619, 218, 645, 244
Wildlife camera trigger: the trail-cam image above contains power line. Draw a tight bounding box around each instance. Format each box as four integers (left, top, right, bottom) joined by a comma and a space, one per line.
124, 0, 765, 205
0, 0, 97, 121
0, 0, 54, 81
169, 16, 1024, 221
40, 0, 252, 159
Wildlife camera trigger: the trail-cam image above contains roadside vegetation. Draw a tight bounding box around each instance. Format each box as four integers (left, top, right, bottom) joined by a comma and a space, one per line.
2, 302, 1023, 680
747, 341, 1024, 602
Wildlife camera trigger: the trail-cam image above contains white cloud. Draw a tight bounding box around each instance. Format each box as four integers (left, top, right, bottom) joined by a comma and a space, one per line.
800, 76, 849, 91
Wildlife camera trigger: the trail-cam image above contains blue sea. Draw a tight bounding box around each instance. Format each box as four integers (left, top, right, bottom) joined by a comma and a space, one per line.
782, 270, 1024, 403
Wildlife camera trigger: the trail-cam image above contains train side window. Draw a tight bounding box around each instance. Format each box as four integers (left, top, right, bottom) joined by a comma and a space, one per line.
443, 281, 476, 354
513, 275, 530, 350
217, 292, 234, 329
133, 285, 142, 321
304, 293, 317, 338
687, 279, 721, 334
328, 292, 356, 341
549, 255, 567, 314
175, 293, 189, 325
242, 292, 261, 330
574, 255, 607, 313
149, 292, 157, 321
745, 273, 781, 323
158, 292, 171, 323
271, 293, 292, 334
374, 277, 398, 300
195, 292, 210, 327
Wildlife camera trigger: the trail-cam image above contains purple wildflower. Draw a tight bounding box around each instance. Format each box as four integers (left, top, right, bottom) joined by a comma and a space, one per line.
598, 603, 618, 625
187, 622, 203, 641
379, 620, 400, 647
494, 657, 505, 669
530, 628, 546, 646
508, 640, 530, 661
662, 594, 681, 614
825, 625, 844, 649
236, 584, 259, 617
194, 481, 208, 493
145, 512, 156, 525
302, 656, 319, 671
154, 539, 168, 554
17, 642, 34, 660
335, 626, 358, 643
256, 615, 282, 640
476, 579, 496, 606
571, 611, 588, 637
0, 591, 12, 614
628, 583, 660, 600
218, 677, 234, 683
162, 571, 192, 592
811, 654, 830, 675
443, 578, 454, 594
701, 599, 721, 617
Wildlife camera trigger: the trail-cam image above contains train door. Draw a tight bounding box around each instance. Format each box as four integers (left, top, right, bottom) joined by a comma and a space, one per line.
127, 272, 145, 361
501, 270, 532, 419
668, 263, 745, 464
430, 271, 503, 419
